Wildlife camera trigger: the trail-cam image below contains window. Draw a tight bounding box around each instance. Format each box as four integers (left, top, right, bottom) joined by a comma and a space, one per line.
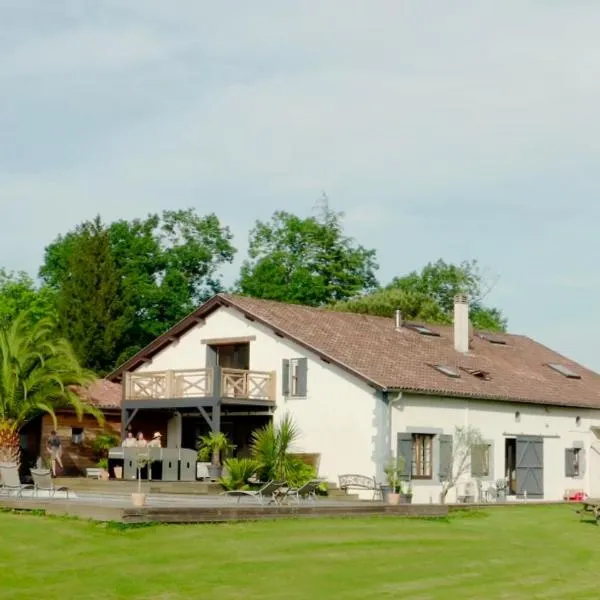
71, 427, 84, 445
282, 358, 307, 397
477, 333, 506, 345
460, 367, 491, 381
412, 434, 433, 479
565, 447, 582, 477
546, 363, 581, 379
471, 444, 491, 477
431, 364, 460, 378
406, 324, 440, 337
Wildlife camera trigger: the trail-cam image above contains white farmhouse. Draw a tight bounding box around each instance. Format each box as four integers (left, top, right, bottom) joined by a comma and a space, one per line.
108, 293, 600, 503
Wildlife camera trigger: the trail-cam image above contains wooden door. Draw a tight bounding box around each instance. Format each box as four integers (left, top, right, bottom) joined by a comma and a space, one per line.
516, 436, 544, 498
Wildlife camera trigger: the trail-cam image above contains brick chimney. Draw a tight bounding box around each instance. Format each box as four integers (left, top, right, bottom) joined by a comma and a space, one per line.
454, 294, 469, 353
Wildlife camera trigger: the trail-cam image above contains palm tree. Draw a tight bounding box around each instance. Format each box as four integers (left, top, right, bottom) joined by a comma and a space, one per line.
250, 414, 304, 482
0, 314, 103, 465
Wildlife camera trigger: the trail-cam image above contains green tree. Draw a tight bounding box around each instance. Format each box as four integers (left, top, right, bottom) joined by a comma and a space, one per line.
388, 259, 506, 331
237, 202, 378, 306
333, 259, 506, 331
0, 315, 101, 465
0, 269, 57, 328
57, 216, 128, 375
41, 209, 236, 368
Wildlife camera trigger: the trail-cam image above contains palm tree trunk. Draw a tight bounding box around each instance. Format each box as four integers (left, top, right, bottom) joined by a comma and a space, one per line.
0, 421, 21, 467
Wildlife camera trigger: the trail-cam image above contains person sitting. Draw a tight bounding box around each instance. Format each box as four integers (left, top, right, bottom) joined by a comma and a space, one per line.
148, 432, 162, 448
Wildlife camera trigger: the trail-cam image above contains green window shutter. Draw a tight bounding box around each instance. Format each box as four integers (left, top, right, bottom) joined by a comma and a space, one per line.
282, 359, 290, 396
396, 433, 413, 480
439, 434, 453, 481
565, 449, 576, 477
296, 358, 308, 396
471, 444, 485, 477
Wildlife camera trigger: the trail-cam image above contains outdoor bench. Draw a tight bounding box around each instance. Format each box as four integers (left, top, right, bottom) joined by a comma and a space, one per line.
338, 474, 382, 500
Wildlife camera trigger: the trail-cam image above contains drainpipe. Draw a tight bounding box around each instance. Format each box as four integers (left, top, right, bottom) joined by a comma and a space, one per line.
388, 391, 403, 457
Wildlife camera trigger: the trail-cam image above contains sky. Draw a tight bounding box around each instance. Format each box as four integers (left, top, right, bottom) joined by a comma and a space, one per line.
1, 1, 599, 370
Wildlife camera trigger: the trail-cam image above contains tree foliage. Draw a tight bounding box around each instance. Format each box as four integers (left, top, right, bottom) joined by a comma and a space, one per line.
440, 425, 485, 504
333, 259, 506, 331
0, 269, 57, 329
41, 209, 236, 369
237, 202, 378, 306
56, 217, 127, 375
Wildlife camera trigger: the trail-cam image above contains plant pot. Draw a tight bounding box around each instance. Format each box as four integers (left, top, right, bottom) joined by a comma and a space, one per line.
99, 469, 109, 481
399, 494, 413, 504
387, 492, 400, 505
131, 492, 146, 507
114, 466, 123, 480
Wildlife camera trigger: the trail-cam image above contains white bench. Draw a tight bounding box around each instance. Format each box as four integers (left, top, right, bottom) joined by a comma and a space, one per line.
86, 468, 103, 479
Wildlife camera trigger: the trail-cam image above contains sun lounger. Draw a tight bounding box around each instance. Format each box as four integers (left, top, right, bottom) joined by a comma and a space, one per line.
30, 468, 71, 499
221, 480, 286, 505
0, 463, 33, 497
284, 479, 323, 504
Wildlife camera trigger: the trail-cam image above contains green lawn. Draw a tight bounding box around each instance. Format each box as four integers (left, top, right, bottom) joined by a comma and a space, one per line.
0, 505, 597, 599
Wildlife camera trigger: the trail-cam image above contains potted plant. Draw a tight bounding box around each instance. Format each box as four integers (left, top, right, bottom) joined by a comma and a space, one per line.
383, 455, 406, 505
197, 432, 236, 480
97, 458, 110, 480
400, 481, 413, 504
132, 453, 152, 507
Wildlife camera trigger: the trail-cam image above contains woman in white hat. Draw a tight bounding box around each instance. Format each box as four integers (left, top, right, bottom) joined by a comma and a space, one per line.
148, 432, 162, 448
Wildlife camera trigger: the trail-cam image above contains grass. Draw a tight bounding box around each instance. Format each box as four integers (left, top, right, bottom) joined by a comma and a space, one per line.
0, 505, 598, 599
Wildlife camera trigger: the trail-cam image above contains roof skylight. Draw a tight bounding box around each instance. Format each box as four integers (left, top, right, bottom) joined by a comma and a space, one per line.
546, 363, 581, 379
460, 367, 491, 381
477, 333, 506, 345
431, 364, 460, 378
407, 324, 441, 337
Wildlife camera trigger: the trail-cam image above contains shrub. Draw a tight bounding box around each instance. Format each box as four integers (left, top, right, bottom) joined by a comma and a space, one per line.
219, 458, 259, 491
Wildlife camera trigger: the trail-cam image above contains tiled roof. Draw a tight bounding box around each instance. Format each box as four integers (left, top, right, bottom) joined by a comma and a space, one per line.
75, 380, 122, 410
108, 294, 600, 410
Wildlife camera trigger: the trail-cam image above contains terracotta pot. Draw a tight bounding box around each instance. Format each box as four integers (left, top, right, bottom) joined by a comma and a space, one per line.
114, 466, 123, 480
131, 492, 146, 507
387, 492, 400, 505
99, 469, 109, 481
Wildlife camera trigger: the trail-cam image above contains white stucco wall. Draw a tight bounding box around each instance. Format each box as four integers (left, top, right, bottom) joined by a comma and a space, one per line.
133, 306, 382, 483
391, 393, 600, 503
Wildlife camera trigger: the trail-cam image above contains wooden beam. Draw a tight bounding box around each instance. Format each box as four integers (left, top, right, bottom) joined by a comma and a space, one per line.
197, 406, 214, 430
201, 336, 256, 345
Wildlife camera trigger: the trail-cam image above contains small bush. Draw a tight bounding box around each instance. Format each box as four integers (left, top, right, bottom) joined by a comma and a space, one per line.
219, 458, 259, 491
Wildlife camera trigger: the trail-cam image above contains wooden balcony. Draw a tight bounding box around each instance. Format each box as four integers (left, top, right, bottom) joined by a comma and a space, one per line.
124, 368, 276, 403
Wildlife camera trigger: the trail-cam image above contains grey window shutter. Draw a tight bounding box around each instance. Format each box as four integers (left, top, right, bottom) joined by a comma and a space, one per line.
565, 449, 576, 477
296, 358, 308, 396
396, 433, 413, 480
439, 434, 453, 481
579, 450, 586, 478
471, 444, 485, 477
282, 359, 290, 396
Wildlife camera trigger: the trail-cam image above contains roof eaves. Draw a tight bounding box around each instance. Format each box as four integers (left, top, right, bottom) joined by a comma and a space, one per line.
388, 386, 600, 410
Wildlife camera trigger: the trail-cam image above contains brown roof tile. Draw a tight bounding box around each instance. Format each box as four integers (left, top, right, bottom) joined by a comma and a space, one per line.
109, 294, 600, 410
75, 380, 122, 410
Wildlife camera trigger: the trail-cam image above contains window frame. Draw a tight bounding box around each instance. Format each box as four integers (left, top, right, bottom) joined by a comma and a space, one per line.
411, 433, 434, 480
71, 427, 84, 445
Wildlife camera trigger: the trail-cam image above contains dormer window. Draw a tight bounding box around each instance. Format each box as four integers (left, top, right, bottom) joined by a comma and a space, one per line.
546, 363, 581, 379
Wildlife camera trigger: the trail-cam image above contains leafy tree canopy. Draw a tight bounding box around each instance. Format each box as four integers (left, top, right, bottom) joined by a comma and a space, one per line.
56, 216, 128, 375
333, 259, 506, 331
0, 269, 57, 328
237, 201, 378, 306
41, 209, 235, 368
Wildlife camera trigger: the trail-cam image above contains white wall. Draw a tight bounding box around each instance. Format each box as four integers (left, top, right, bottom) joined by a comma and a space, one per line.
392, 393, 600, 503
134, 306, 381, 483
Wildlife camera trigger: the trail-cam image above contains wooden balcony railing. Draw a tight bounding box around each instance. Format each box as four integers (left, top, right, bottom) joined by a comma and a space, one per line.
124, 367, 276, 402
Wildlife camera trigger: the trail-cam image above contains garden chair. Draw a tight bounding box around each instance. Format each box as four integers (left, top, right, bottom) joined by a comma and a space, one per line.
0, 463, 33, 498
30, 468, 71, 499
284, 479, 323, 504
221, 480, 286, 505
